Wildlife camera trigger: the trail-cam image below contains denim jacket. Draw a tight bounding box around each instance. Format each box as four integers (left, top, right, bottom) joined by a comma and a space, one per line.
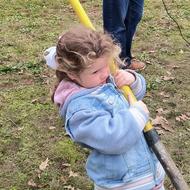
57, 73, 165, 189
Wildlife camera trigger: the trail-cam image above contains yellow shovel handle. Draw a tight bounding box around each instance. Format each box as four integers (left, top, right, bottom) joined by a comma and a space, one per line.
69, 0, 95, 30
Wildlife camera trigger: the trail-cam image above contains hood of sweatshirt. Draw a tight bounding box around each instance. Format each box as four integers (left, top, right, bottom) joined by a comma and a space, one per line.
54, 80, 84, 107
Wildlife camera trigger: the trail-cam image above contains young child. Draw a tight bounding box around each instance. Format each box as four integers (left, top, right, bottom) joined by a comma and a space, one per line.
44, 25, 165, 190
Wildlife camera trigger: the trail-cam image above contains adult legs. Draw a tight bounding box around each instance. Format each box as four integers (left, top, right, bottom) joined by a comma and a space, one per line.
103, 0, 129, 59
124, 0, 144, 59
103, 0, 145, 70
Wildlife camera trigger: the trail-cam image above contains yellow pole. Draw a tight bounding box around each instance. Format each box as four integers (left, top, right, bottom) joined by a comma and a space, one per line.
69, 0, 95, 30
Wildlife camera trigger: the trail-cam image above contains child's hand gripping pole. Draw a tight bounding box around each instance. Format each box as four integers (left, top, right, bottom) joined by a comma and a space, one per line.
68, 1, 189, 189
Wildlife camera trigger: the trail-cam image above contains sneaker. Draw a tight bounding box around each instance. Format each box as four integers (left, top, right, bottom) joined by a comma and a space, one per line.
127, 58, 146, 71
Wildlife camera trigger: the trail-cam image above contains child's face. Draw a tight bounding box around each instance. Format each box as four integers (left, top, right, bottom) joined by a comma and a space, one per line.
70, 56, 111, 88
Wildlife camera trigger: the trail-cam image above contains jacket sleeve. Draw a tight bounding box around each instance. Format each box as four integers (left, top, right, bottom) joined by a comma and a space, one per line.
128, 70, 146, 100
65, 103, 149, 155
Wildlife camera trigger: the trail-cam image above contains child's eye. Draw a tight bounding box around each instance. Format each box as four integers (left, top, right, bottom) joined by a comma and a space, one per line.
92, 70, 98, 74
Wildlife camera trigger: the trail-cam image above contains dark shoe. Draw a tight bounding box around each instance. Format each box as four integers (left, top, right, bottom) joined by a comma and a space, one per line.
127, 58, 146, 71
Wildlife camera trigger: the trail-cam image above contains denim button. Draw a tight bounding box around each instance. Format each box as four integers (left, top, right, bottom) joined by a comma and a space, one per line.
108, 96, 115, 105
108, 99, 114, 105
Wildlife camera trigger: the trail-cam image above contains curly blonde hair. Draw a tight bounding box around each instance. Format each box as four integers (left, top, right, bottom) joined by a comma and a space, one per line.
55, 25, 122, 81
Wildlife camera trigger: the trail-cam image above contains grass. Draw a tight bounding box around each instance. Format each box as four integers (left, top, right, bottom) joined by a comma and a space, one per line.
0, 0, 190, 189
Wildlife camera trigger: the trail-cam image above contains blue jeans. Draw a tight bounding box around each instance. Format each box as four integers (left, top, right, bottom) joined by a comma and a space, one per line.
103, 0, 144, 63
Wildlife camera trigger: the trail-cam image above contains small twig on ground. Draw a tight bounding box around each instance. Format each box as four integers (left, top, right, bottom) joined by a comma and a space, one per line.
6, 117, 19, 128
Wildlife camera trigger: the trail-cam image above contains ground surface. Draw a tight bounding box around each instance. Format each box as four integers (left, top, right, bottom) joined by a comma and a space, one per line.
0, 0, 190, 189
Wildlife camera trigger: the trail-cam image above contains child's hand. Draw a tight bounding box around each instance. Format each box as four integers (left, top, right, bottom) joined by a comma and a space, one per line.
114, 70, 135, 88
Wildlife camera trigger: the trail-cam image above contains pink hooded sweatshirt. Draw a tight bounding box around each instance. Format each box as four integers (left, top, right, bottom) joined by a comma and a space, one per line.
54, 80, 84, 107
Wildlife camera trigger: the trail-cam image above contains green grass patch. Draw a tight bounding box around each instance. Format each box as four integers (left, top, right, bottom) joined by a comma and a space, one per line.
0, 0, 189, 189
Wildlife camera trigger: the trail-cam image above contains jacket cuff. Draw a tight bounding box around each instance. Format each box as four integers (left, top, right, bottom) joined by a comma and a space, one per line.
129, 104, 149, 131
